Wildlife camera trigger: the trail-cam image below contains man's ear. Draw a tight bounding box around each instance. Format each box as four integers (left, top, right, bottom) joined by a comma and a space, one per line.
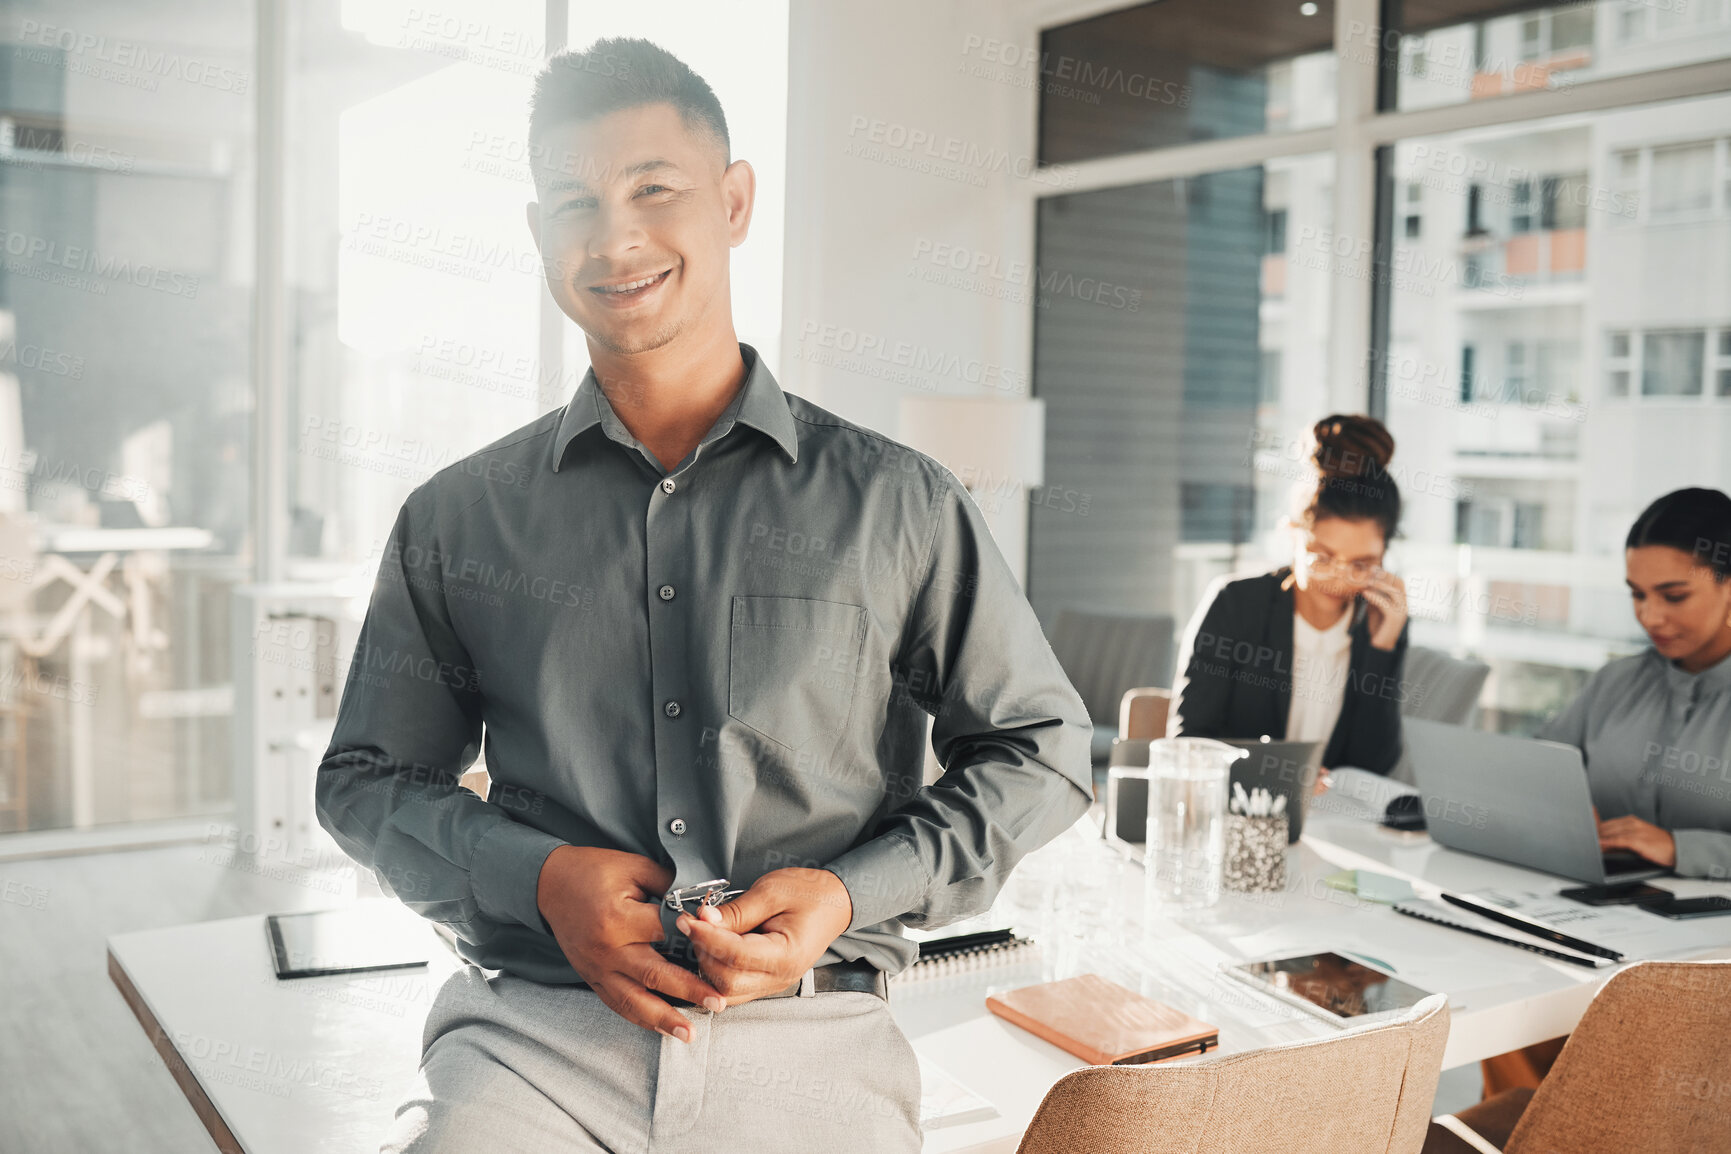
722, 159, 756, 248
524, 200, 541, 252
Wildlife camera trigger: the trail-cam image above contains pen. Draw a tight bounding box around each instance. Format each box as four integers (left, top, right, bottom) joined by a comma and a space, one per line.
1440, 892, 1625, 962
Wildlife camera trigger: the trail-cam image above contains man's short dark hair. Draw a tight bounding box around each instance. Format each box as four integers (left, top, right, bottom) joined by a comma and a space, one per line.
529, 38, 730, 161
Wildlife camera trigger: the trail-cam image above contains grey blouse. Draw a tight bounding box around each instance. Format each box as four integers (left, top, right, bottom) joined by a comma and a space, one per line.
1540, 647, 1731, 879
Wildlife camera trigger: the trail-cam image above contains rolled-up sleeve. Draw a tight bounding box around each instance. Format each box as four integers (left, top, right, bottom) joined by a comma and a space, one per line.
315, 495, 566, 941
823, 473, 1094, 931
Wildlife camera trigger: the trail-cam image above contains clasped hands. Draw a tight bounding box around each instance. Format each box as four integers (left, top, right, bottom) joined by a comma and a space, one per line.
535, 845, 854, 1043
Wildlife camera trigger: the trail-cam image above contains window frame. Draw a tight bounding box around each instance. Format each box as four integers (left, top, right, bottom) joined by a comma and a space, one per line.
1020, 1, 1731, 420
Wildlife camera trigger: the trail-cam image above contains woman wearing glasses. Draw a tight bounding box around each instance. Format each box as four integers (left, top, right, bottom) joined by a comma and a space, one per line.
1171, 415, 1409, 776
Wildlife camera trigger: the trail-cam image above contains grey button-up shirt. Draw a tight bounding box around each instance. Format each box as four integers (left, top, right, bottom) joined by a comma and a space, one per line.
315, 344, 1093, 983
1541, 646, 1731, 879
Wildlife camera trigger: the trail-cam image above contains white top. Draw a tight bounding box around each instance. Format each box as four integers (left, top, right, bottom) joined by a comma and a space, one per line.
1287, 606, 1353, 747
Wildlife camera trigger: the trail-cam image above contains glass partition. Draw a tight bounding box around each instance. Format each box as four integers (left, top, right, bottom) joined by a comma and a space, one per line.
0, 0, 254, 832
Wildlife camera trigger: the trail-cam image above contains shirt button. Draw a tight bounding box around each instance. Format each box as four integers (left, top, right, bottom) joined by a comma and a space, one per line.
658, 584, 675, 601
668, 817, 688, 836
664, 700, 681, 718
660, 478, 676, 494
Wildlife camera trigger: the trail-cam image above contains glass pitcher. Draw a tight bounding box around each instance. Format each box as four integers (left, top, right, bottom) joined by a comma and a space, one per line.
1145, 737, 1247, 911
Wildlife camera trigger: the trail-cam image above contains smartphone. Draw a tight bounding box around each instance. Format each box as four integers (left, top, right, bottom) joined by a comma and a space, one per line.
1559, 882, 1673, 907
1639, 895, 1731, 920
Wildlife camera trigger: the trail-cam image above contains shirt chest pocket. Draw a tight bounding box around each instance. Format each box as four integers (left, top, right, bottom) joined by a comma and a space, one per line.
729, 595, 868, 758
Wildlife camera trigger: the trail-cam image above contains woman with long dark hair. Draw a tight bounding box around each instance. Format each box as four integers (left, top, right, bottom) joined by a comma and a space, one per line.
1171, 415, 1409, 774
1541, 487, 1731, 875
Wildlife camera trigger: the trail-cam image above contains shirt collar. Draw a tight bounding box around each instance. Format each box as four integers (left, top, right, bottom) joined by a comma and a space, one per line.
551, 342, 799, 471
1660, 644, 1731, 697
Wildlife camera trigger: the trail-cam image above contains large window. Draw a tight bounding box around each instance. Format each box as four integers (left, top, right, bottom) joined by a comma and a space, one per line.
1382, 93, 1731, 731
0, 0, 787, 840
1029, 153, 1335, 668
1036, 0, 1338, 165
0, 1, 254, 833
1389, 0, 1731, 112
1027, 0, 1731, 736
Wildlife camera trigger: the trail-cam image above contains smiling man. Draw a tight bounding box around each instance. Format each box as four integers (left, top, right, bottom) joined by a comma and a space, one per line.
315, 37, 1091, 1153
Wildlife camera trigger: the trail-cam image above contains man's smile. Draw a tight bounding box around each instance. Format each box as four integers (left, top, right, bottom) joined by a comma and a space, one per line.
587, 268, 673, 305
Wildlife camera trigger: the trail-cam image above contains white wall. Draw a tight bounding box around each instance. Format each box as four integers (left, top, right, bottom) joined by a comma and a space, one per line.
780, 0, 1042, 436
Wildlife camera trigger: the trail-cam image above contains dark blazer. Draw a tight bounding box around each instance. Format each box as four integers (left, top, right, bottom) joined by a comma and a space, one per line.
1170, 567, 1408, 774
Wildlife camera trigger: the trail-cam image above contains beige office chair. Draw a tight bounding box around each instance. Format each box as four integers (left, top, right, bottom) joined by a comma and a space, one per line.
1118, 687, 1171, 742
1424, 961, 1731, 1153
1017, 993, 1449, 1154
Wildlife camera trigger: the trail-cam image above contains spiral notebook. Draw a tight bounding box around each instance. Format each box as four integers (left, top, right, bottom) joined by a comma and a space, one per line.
894, 928, 1040, 982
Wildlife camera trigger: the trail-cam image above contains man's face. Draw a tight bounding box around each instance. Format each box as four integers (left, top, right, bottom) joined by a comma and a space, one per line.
525, 102, 753, 357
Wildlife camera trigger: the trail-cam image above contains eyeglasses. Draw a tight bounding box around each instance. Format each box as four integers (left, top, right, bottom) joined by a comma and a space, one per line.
1301, 550, 1382, 581
663, 878, 744, 914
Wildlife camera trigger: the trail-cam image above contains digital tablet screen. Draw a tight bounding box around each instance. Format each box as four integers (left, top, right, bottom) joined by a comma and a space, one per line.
267, 905, 433, 979
1229, 952, 1431, 1019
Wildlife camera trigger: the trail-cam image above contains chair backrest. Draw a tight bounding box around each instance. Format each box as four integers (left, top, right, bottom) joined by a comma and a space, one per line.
1119, 687, 1171, 741
1505, 961, 1731, 1154
1048, 609, 1175, 728
1016, 993, 1449, 1154
1389, 646, 1491, 785
1399, 646, 1491, 725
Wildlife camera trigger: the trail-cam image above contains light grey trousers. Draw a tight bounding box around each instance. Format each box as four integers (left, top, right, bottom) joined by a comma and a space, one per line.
380, 965, 923, 1154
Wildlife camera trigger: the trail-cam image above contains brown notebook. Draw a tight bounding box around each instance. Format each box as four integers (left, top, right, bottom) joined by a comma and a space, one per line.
985, 973, 1219, 1066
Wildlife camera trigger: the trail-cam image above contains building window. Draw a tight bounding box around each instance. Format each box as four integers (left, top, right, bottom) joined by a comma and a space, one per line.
1264, 208, 1288, 254
1541, 173, 1588, 229
1461, 345, 1477, 402
1259, 350, 1282, 405
1605, 331, 1632, 398
1642, 330, 1707, 397
1650, 142, 1716, 217
1510, 180, 1534, 232
1505, 341, 1528, 401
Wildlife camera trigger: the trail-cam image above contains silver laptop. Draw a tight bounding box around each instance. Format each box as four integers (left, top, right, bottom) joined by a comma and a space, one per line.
1404, 718, 1665, 885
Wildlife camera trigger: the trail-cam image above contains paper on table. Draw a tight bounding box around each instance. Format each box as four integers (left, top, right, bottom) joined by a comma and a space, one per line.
917, 1051, 1001, 1129
1467, 889, 1700, 959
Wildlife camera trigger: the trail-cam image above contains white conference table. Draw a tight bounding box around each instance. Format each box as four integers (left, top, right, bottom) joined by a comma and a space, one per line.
109, 801, 1731, 1154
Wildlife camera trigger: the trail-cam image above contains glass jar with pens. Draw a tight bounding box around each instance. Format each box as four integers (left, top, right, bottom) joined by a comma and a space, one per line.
1223, 783, 1289, 894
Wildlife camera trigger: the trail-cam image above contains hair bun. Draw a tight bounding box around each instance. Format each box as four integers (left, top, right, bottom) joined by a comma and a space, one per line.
1311, 414, 1394, 480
